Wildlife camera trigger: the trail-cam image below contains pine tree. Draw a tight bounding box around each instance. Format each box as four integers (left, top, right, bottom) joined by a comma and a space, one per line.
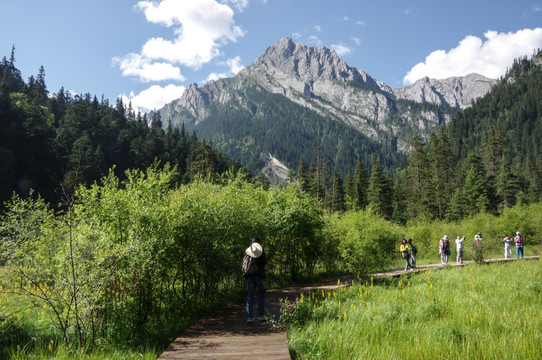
344, 172, 355, 210
312, 147, 329, 204
481, 124, 504, 180
297, 158, 311, 193
496, 154, 521, 210
353, 158, 367, 209
529, 156, 542, 202
404, 135, 432, 219
151, 111, 162, 129
188, 139, 216, 180
446, 188, 467, 222
367, 159, 393, 219
329, 168, 345, 213
428, 128, 457, 219
462, 153, 490, 216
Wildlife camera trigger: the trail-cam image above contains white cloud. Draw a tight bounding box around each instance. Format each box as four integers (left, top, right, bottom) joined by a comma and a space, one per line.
356, 20, 367, 26
308, 35, 322, 46
331, 43, 353, 57
292, 32, 302, 39
114, 0, 244, 82
121, 84, 186, 113
219, 0, 248, 12
203, 56, 245, 83
112, 53, 185, 82
224, 56, 244, 74
351, 36, 362, 46
404, 28, 542, 85
314, 25, 322, 32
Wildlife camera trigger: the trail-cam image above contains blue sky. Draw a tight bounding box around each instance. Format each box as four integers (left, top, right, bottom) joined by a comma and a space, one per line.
1, 0, 541, 112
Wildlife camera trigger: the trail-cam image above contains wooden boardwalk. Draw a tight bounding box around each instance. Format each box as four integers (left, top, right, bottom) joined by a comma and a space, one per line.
158, 256, 539, 359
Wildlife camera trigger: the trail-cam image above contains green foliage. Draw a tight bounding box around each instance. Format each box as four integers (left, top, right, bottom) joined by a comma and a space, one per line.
1, 166, 328, 355
327, 210, 402, 274
264, 185, 325, 281
367, 161, 393, 219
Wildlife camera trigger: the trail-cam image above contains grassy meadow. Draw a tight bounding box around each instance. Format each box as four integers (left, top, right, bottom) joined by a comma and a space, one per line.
286, 258, 542, 360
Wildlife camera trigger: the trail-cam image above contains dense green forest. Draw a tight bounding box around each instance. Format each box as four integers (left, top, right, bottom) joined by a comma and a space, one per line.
0, 47, 246, 208
398, 50, 542, 221
174, 82, 409, 177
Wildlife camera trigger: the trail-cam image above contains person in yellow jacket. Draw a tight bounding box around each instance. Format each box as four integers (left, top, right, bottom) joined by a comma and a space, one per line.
400, 238, 413, 271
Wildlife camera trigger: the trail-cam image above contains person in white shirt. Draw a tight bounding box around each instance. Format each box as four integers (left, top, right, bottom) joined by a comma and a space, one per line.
455, 235, 465, 264
502, 234, 513, 260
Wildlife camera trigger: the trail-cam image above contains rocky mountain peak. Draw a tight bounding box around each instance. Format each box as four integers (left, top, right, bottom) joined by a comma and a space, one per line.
253, 37, 349, 81
241, 38, 384, 110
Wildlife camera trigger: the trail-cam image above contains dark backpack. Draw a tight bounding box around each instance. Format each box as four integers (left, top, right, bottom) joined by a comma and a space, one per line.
442, 240, 449, 253
242, 254, 259, 276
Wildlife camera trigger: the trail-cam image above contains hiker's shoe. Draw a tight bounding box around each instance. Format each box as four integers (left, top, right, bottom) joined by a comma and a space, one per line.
247, 317, 253, 323
257, 316, 268, 321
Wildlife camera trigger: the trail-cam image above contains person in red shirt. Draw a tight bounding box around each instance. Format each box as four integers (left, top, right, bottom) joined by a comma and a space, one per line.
514, 231, 524, 259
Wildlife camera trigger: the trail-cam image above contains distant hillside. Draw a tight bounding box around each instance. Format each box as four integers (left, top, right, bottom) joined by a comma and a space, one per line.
155, 38, 496, 181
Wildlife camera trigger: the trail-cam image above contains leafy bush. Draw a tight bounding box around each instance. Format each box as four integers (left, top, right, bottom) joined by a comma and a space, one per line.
329, 210, 402, 274
0, 166, 327, 351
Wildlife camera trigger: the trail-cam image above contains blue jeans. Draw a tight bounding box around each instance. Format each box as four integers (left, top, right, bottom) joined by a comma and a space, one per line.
517, 247, 524, 258
403, 254, 412, 270
246, 276, 266, 318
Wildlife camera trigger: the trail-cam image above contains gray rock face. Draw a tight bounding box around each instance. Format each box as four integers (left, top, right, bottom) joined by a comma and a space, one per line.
261, 153, 290, 186
161, 37, 495, 130
393, 74, 496, 109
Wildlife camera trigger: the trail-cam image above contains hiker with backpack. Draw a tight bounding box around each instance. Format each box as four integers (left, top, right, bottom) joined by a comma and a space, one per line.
242, 237, 268, 323
408, 238, 417, 268
439, 235, 451, 265
400, 238, 413, 271
514, 231, 524, 259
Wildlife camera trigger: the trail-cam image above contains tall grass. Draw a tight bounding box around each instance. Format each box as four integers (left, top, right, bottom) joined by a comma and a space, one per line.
287, 259, 542, 359
0, 272, 159, 360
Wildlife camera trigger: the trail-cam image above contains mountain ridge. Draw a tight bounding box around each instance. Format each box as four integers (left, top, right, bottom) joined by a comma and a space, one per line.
155, 38, 497, 181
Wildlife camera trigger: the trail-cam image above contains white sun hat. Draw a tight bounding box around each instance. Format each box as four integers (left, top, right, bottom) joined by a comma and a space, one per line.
246, 243, 263, 258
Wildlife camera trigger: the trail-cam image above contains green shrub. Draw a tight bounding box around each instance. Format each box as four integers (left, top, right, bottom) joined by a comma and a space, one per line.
330, 210, 402, 274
